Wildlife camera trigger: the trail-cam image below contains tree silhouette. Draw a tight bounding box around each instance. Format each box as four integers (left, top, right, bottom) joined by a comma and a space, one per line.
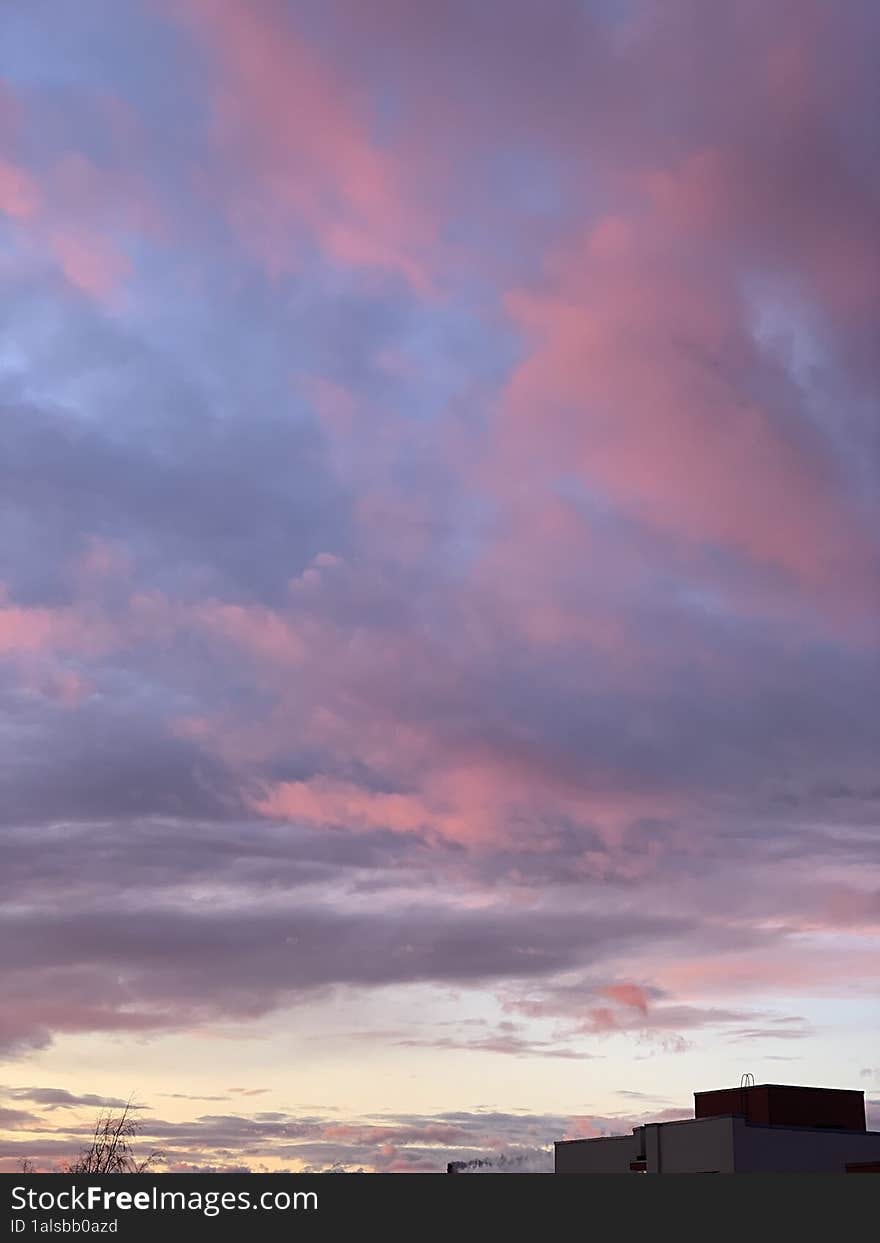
64, 1102, 163, 1174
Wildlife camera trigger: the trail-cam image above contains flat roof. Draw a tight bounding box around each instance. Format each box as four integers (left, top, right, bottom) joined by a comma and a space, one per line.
694, 1084, 862, 1094
556, 1116, 880, 1144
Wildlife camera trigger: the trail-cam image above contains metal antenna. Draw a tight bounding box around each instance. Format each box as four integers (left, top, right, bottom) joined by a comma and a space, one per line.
740, 1072, 755, 1088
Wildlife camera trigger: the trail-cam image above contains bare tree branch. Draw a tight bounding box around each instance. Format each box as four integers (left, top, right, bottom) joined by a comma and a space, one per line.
64, 1100, 163, 1174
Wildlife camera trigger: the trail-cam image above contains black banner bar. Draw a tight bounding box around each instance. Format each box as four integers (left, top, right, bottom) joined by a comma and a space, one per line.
2, 1172, 875, 1240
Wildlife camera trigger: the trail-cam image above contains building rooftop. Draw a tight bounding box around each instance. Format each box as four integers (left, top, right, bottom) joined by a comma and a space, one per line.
694, 1083, 866, 1132
554, 1082, 878, 1173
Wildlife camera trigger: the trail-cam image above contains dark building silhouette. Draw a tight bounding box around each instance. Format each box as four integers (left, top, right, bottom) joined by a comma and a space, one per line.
695, 1083, 865, 1130
555, 1083, 880, 1173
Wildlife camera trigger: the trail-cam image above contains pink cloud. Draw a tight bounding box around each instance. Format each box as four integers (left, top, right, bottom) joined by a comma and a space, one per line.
180, 0, 435, 289
193, 601, 305, 668
658, 944, 880, 1000
0, 86, 164, 302
0, 594, 110, 659
252, 777, 438, 838
49, 231, 131, 301
74, 536, 134, 584
0, 157, 39, 219
498, 220, 875, 615
20, 668, 92, 709
600, 983, 651, 1015
253, 758, 685, 850
0, 81, 39, 220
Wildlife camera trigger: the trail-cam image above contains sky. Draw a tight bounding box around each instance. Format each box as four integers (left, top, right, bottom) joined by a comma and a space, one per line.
1, 0, 878, 1172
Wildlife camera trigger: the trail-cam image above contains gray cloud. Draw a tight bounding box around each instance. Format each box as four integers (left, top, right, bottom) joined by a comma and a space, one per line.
2, 1087, 141, 1111
0, 899, 688, 1054
0, 1098, 691, 1174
